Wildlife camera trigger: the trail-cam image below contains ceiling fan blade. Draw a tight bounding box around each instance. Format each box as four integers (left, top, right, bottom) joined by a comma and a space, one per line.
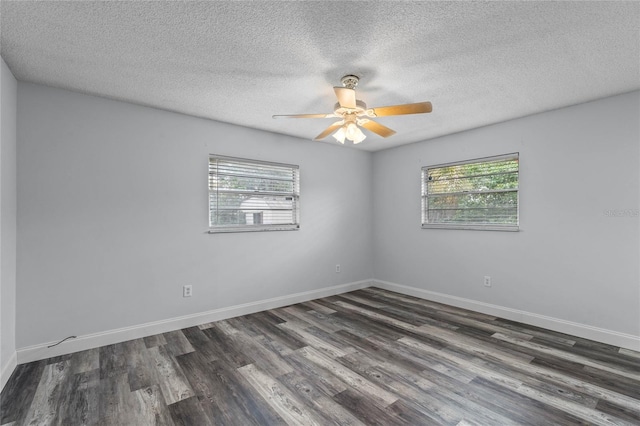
369, 101, 432, 117
314, 122, 344, 140
334, 87, 356, 109
360, 120, 396, 138
273, 113, 334, 119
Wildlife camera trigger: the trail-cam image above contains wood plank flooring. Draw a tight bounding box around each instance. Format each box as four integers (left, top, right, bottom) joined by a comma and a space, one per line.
2, 287, 639, 425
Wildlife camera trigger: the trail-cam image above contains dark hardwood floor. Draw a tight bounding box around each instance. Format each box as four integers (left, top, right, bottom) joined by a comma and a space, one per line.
2, 287, 639, 425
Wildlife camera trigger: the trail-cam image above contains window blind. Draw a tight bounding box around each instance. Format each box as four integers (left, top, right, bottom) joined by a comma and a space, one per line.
209, 155, 300, 233
422, 153, 519, 231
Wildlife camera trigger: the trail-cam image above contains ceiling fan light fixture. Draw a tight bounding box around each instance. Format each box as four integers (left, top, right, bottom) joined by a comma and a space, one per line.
352, 129, 366, 144
345, 122, 366, 144
332, 126, 346, 144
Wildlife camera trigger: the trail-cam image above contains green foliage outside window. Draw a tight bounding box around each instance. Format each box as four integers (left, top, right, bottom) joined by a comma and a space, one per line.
423, 154, 519, 228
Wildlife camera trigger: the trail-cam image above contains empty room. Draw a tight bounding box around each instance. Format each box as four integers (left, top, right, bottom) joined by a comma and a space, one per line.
1, 1, 639, 425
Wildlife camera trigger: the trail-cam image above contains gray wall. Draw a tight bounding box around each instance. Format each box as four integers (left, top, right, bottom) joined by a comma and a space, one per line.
1, 58, 18, 376
12, 81, 640, 351
16, 83, 374, 348
373, 91, 640, 336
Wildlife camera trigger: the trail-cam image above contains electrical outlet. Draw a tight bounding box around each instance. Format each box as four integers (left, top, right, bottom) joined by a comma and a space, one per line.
183, 285, 193, 297
336, 264, 341, 273
484, 276, 491, 287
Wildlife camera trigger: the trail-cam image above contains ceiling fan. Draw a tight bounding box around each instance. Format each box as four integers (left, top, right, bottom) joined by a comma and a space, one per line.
273, 75, 432, 144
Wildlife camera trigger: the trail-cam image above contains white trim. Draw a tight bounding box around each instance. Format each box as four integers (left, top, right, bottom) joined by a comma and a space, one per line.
15, 278, 639, 365
16, 280, 372, 364
373, 280, 640, 352
421, 224, 519, 232
1, 351, 17, 392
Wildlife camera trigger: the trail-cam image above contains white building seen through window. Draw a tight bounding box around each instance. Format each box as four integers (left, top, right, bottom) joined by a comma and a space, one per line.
209, 155, 300, 233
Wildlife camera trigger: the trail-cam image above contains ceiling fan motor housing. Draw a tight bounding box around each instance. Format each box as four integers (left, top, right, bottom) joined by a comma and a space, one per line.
333, 99, 367, 117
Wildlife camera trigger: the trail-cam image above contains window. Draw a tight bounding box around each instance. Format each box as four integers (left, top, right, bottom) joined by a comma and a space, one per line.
209, 155, 300, 233
422, 153, 519, 231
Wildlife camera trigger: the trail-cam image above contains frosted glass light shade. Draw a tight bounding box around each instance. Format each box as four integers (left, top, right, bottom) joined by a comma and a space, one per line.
333, 123, 366, 144
332, 126, 346, 144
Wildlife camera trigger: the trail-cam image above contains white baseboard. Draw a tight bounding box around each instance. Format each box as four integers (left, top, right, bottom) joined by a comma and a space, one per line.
373, 279, 640, 352
15, 278, 639, 364
1, 351, 17, 392
17, 279, 372, 364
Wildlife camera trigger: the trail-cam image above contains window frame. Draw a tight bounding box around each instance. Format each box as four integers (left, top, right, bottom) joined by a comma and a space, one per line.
208, 155, 300, 233
421, 153, 519, 232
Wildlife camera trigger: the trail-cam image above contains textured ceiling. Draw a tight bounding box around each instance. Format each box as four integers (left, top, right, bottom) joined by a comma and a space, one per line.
1, 1, 639, 151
